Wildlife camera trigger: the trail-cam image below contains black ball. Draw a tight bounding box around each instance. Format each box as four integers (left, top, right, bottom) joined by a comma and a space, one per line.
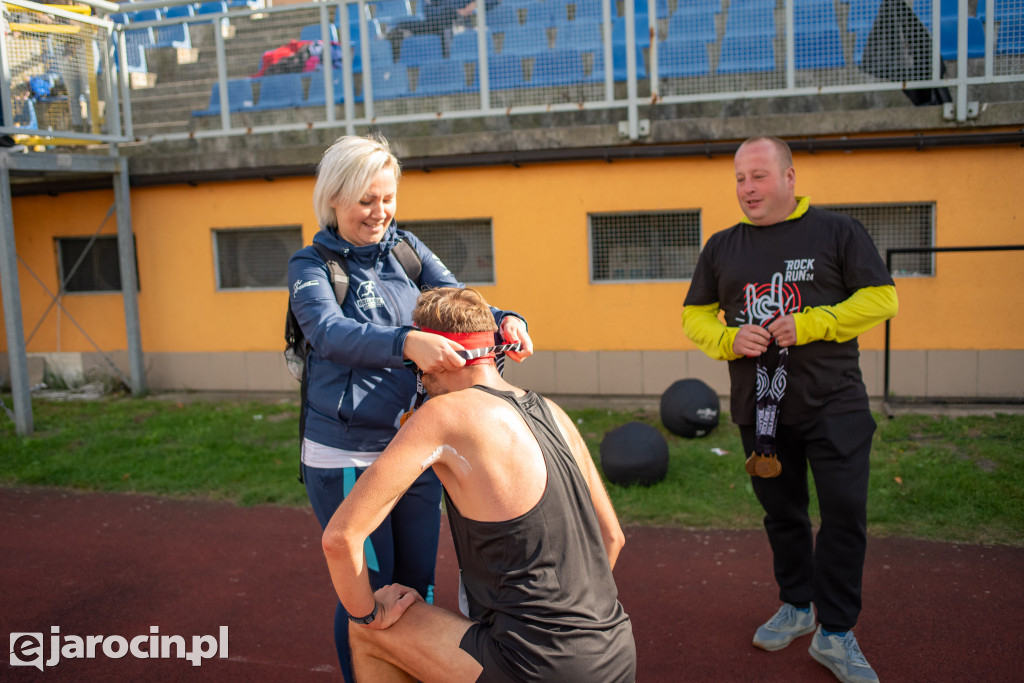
599, 422, 669, 487
660, 378, 720, 438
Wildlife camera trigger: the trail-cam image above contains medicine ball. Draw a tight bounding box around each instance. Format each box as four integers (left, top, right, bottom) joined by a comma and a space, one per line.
660, 378, 720, 438
599, 422, 669, 487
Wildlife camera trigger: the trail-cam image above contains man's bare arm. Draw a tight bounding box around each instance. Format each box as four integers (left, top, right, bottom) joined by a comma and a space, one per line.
321, 410, 444, 628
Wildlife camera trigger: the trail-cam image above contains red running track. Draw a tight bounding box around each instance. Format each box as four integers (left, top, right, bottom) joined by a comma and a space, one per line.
2, 487, 1022, 681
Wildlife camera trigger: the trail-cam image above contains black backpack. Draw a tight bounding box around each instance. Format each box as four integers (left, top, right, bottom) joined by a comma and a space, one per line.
286, 240, 423, 481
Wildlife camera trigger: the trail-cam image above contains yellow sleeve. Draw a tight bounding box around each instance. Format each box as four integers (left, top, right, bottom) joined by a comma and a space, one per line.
793, 285, 899, 345
682, 302, 743, 361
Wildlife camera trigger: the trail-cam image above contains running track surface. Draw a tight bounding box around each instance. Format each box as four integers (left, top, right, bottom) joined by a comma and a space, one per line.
2, 487, 1021, 682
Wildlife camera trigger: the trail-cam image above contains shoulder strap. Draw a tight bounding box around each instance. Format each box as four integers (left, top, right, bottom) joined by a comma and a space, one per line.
392, 239, 423, 286
312, 242, 351, 303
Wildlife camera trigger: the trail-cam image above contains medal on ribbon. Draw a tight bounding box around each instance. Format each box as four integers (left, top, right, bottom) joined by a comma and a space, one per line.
745, 345, 788, 479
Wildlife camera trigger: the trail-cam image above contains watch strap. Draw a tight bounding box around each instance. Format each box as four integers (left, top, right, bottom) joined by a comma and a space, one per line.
348, 601, 379, 625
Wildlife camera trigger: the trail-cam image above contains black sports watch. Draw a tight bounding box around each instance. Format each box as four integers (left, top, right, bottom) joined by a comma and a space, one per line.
348, 601, 379, 625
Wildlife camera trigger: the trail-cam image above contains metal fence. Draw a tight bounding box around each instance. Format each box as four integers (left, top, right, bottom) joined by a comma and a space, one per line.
2, 0, 1023, 146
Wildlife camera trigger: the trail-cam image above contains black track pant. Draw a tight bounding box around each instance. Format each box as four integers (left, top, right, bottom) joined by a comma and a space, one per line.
740, 409, 876, 631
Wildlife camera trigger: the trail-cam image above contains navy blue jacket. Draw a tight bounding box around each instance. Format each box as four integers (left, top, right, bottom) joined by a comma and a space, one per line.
288, 221, 520, 452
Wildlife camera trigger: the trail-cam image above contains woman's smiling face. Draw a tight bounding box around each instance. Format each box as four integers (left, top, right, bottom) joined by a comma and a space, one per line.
331, 166, 398, 247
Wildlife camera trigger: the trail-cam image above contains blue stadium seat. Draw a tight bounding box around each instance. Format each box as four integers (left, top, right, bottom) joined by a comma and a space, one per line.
253, 72, 305, 110
531, 49, 588, 85
335, 3, 371, 27
977, 0, 1018, 22
658, 37, 711, 78
165, 5, 195, 20
667, 7, 718, 43
118, 27, 154, 72
846, 0, 882, 32
416, 60, 471, 94
305, 73, 343, 106
521, 1, 556, 26
352, 38, 396, 74
594, 40, 647, 81
156, 5, 194, 49
571, 0, 603, 22
196, 2, 228, 20
372, 0, 413, 21
487, 53, 527, 88
793, 0, 840, 30
995, 16, 1024, 54
370, 65, 411, 99
300, 23, 339, 42
485, 4, 520, 28
612, 15, 652, 47
792, 0, 844, 69
193, 78, 254, 116
717, 32, 775, 73
450, 29, 490, 61
13, 98, 38, 129
795, 25, 846, 69
555, 18, 602, 52
501, 24, 551, 55
622, 0, 670, 20
399, 33, 444, 65
723, 3, 776, 36
109, 12, 130, 24
349, 18, 384, 43
130, 9, 162, 23
940, 16, 987, 59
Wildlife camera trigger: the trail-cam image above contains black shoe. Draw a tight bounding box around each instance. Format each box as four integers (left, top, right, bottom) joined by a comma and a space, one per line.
1, 135, 17, 147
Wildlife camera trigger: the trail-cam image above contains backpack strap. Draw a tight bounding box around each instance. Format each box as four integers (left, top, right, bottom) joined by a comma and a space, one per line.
391, 239, 423, 286
312, 242, 351, 303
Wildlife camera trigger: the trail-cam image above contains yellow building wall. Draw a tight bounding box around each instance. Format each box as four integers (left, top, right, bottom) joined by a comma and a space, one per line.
2, 145, 1022, 358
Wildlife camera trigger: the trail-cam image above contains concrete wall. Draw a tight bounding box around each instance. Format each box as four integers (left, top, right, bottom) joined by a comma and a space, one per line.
3, 144, 1023, 400
5, 348, 1023, 405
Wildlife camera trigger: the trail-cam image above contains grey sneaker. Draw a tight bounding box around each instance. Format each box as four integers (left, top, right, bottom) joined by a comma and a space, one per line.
752, 603, 816, 651
809, 626, 879, 683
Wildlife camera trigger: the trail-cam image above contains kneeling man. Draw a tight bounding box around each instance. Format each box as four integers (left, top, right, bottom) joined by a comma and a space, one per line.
322, 287, 636, 682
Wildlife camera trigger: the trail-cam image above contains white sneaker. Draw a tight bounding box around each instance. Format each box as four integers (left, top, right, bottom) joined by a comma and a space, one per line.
809, 625, 879, 683
752, 603, 816, 651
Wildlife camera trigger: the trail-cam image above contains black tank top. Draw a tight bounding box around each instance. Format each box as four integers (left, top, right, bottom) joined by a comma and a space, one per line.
444, 386, 635, 682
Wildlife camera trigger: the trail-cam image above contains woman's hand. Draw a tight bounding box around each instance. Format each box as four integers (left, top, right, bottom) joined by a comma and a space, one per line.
500, 316, 534, 362
404, 330, 466, 373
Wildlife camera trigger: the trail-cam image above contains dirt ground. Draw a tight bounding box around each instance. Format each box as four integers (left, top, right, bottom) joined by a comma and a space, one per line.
2, 486, 1022, 681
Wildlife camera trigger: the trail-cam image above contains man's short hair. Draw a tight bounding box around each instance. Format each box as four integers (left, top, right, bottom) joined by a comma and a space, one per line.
737, 136, 793, 171
413, 288, 498, 334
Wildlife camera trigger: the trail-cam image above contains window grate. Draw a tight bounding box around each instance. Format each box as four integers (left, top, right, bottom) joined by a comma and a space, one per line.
822, 203, 934, 277
214, 226, 302, 289
56, 236, 136, 293
590, 211, 701, 282
402, 219, 495, 285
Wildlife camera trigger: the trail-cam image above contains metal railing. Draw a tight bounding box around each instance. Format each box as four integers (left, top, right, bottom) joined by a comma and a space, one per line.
3, 0, 1023, 147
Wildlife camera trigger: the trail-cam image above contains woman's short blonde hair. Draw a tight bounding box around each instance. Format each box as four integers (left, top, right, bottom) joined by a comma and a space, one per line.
312, 133, 401, 229
413, 288, 497, 334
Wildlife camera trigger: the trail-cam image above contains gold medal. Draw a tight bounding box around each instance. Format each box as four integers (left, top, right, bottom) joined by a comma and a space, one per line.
745, 452, 782, 478
755, 454, 782, 478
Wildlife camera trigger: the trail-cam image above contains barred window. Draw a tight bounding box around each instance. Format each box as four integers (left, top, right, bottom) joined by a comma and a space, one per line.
589, 211, 701, 282
403, 220, 495, 285
56, 236, 137, 293
214, 226, 302, 289
822, 203, 934, 277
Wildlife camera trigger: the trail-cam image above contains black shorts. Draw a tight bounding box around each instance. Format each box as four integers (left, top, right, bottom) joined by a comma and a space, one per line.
459, 620, 636, 683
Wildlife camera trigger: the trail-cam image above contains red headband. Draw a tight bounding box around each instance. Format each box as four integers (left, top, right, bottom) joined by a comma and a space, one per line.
420, 328, 496, 366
